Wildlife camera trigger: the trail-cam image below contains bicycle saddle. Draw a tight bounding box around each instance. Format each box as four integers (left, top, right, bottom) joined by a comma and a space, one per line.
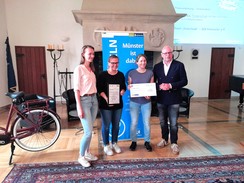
5, 91, 24, 100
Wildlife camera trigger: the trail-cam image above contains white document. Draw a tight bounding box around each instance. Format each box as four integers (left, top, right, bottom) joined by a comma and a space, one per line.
108, 84, 120, 104
130, 83, 157, 98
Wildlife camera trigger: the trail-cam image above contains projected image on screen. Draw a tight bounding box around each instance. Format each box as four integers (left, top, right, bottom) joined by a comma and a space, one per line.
172, 0, 244, 45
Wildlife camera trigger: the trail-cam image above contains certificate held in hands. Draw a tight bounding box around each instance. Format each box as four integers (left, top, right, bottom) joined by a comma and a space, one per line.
108, 84, 120, 104
130, 83, 157, 98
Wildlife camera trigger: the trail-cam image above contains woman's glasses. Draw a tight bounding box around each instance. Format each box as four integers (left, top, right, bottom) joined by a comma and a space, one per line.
109, 62, 119, 65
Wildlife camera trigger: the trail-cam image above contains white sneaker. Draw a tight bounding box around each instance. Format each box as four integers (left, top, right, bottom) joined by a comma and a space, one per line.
78, 156, 91, 167
171, 143, 180, 154
112, 143, 121, 153
157, 139, 168, 148
85, 152, 98, 161
104, 145, 113, 156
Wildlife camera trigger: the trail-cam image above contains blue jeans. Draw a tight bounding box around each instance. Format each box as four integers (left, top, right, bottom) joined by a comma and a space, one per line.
157, 103, 179, 144
130, 101, 151, 142
79, 94, 98, 156
100, 108, 122, 145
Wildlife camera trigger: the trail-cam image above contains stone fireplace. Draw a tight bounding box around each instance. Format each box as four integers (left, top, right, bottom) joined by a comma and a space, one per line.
72, 0, 186, 73
72, 0, 186, 53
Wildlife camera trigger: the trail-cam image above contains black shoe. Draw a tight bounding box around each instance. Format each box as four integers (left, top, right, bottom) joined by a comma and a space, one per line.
129, 141, 137, 151
144, 141, 152, 152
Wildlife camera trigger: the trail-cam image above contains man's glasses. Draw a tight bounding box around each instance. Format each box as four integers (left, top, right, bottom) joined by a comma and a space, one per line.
109, 62, 119, 65
162, 52, 173, 55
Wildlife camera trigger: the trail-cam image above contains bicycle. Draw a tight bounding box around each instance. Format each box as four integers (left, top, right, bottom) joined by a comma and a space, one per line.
0, 91, 61, 165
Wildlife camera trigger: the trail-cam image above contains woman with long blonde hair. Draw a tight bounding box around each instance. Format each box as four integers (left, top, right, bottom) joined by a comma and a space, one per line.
73, 45, 98, 167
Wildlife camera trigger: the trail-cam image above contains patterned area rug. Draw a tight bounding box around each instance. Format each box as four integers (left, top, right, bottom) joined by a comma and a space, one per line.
3, 154, 244, 183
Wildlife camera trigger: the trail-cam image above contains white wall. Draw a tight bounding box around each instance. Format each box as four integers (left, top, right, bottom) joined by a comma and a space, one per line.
1, 0, 244, 107
0, 0, 10, 106
176, 44, 244, 97
0, 0, 83, 107
176, 45, 211, 97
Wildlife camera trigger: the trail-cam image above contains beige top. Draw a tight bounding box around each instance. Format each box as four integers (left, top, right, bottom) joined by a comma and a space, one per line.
73, 64, 97, 96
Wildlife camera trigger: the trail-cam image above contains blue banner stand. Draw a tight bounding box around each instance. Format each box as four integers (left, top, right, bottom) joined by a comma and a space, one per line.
101, 31, 145, 140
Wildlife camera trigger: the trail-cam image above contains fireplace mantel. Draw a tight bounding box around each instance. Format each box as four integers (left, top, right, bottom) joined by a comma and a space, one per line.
72, 0, 186, 52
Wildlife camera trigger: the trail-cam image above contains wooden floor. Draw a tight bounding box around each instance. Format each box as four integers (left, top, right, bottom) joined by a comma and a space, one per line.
0, 97, 244, 181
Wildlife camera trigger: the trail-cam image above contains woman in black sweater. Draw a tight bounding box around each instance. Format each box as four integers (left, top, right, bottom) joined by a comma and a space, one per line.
97, 55, 126, 156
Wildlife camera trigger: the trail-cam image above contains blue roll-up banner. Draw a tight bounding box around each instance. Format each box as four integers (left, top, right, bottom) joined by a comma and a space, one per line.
102, 32, 145, 140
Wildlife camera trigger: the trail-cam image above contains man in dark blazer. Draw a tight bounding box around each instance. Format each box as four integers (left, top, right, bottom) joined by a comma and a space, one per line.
153, 45, 188, 154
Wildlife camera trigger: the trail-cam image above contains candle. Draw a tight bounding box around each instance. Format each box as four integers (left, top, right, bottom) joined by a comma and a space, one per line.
47, 44, 64, 50
57, 44, 64, 50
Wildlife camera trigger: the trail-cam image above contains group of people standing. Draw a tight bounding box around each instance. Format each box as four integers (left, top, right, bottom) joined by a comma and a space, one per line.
73, 45, 188, 168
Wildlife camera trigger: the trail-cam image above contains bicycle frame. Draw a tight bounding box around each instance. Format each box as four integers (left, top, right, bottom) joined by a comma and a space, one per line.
0, 98, 58, 142
1, 92, 61, 165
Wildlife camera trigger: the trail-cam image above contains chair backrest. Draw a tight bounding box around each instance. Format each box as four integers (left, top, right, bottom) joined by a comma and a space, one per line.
181, 88, 194, 101
62, 89, 76, 105
179, 88, 194, 118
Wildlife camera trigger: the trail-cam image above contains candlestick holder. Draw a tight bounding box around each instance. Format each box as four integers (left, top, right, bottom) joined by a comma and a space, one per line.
47, 48, 64, 102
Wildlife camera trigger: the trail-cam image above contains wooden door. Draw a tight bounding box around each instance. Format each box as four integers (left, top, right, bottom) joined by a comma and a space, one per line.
209, 48, 235, 99
15, 46, 48, 95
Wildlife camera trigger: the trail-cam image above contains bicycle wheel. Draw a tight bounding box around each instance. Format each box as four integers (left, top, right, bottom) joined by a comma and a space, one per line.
12, 109, 61, 151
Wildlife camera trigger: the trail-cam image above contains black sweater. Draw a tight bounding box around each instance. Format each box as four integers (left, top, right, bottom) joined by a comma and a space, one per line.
97, 71, 126, 110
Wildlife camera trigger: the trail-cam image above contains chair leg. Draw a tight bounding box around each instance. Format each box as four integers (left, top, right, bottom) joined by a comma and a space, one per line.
75, 127, 84, 135
74, 126, 96, 135
178, 123, 183, 129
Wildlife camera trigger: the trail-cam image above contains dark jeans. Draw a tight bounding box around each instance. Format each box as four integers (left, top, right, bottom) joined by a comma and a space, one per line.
157, 103, 179, 144
100, 108, 122, 145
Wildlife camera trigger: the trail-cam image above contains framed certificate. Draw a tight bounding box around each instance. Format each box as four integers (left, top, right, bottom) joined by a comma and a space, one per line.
108, 84, 120, 104
130, 83, 156, 98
